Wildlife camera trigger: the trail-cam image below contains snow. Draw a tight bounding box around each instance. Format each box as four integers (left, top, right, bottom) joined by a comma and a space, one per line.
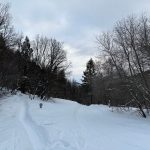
0, 93, 150, 150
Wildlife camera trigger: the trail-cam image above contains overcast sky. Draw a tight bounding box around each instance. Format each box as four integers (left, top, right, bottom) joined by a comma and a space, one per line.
2, 0, 150, 82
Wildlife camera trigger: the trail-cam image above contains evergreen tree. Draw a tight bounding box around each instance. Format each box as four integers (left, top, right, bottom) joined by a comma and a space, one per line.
21, 36, 33, 60
0, 34, 6, 50
82, 58, 96, 94
18, 36, 33, 93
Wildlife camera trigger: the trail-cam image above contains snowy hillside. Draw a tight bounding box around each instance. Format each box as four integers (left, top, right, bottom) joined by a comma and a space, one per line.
0, 94, 150, 150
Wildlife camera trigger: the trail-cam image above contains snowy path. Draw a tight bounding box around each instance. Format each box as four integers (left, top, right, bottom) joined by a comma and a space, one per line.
0, 94, 150, 150
0, 96, 34, 150
18, 99, 49, 150
44, 103, 87, 150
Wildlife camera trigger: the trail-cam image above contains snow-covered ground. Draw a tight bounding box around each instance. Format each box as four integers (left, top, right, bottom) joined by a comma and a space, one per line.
0, 93, 150, 150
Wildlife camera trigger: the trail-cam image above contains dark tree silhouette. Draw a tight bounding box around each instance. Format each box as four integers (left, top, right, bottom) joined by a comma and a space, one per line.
81, 58, 96, 104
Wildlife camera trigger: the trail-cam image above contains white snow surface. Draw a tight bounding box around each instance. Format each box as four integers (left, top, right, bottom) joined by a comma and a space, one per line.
0, 93, 150, 150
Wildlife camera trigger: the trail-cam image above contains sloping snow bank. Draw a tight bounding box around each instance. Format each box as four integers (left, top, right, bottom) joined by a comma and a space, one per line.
0, 93, 150, 150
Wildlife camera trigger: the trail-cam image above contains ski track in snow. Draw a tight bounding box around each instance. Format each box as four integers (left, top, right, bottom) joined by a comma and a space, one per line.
18, 98, 49, 150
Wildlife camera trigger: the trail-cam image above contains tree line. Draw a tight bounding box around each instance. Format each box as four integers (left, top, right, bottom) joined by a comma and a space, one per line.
0, 3, 81, 101
82, 15, 150, 117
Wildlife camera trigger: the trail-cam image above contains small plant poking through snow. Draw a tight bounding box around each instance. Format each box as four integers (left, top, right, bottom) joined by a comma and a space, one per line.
39, 103, 43, 108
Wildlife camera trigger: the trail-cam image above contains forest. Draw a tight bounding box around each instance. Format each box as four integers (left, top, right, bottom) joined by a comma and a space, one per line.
1, 3, 150, 118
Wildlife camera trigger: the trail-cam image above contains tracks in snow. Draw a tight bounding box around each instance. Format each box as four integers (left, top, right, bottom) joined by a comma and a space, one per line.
18, 100, 49, 150
17, 99, 87, 150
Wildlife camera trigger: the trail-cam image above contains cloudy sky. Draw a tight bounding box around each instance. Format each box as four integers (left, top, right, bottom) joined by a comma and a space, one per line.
2, 0, 150, 82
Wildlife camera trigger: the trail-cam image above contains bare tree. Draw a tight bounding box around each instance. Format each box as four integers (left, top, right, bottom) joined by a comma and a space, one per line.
32, 35, 68, 72
0, 3, 16, 48
96, 14, 150, 117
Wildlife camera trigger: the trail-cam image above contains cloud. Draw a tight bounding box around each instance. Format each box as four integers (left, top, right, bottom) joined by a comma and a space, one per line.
16, 16, 69, 39
64, 44, 93, 82
3, 0, 150, 81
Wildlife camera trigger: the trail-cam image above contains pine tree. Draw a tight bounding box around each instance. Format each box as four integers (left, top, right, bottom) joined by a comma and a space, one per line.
21, 36, 33, 60
82, 58, 96, 94
18, 36, 33, 93
0, 34, 6, 50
